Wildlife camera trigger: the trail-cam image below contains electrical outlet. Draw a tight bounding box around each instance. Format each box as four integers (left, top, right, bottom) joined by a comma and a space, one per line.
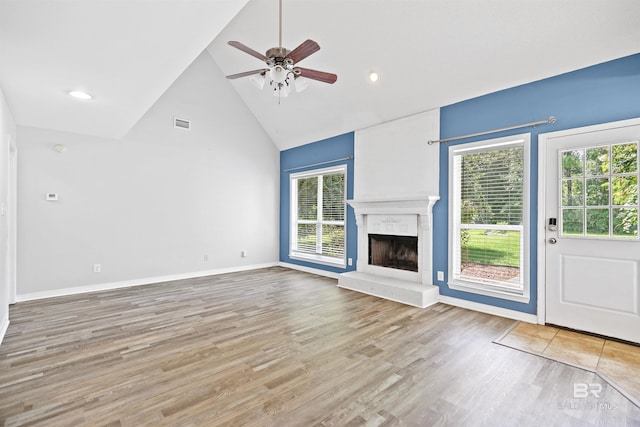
348, 258, 353, 266
93, 264, 101, 273
437, 271, 444, 281
204, 254, 208, 261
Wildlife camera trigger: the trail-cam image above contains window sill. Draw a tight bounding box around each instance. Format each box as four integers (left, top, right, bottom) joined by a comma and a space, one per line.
448, 279, 530, 304
289, 252, 346, 269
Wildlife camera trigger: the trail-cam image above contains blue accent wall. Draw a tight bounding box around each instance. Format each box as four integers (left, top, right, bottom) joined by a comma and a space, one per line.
278, 54, 640, 313
280, 132, 357, 274
435, 53, 640, 314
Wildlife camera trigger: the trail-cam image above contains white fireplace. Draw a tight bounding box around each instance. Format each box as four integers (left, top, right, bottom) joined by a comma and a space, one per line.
338, 108, 440, 307
338, 196, 440, 308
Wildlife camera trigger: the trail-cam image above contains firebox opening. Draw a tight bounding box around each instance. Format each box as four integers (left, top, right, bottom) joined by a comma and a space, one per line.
368, 234, 418, 272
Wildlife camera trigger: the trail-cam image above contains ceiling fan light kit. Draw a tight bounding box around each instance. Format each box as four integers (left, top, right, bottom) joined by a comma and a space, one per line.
225, 0, 337, 101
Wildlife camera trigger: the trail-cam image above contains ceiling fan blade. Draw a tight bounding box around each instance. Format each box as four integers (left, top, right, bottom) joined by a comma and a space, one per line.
228, 41, 268, 62
286, 39, 320, 64
226, 69, 268, 80
295, 67, 337, 84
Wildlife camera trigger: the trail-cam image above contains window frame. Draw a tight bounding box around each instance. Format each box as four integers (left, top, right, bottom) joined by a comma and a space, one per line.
447, 133, 531, 303
289, 164, 347, 268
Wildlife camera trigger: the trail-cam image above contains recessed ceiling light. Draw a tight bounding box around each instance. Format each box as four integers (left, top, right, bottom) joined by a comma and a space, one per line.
369, 71, 379, 82
68, 90, 93, 100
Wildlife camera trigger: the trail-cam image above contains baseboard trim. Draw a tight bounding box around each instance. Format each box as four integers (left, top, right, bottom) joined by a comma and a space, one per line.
439, 295, 538, 323
16, 263, 279, 302
0, 315, 9, 346
277, 262, 341, 279
14, 264, 537, 324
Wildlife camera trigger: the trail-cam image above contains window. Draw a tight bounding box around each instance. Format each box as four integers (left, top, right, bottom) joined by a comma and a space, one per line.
561, 141, 638, 239
448, 134, 530, 302
290, 165, 346, 267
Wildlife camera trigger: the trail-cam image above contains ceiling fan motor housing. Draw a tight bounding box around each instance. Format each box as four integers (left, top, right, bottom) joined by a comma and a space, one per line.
265, 47, 295, 85
265, 47, 291, 67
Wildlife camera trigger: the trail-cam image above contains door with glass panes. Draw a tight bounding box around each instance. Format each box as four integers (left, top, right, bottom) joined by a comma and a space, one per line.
542, 119, 640, 343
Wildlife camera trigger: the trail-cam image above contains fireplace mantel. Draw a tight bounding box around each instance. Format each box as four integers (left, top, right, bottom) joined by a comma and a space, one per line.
347, 195, 439, 216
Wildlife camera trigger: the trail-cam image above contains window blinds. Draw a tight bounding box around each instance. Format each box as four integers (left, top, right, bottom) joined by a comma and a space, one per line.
292, 168, 346, 261
452, 142, 524, 290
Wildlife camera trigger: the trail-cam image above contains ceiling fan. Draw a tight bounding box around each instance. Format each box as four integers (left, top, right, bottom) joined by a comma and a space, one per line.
225, 0, 337, 100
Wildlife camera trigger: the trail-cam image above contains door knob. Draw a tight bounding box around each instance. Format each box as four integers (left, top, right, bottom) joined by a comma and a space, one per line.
548, 238, 557, 244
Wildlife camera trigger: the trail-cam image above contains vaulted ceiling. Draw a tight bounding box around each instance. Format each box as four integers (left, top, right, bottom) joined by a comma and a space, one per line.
2, 0, 639, 150
0, 0, 250, 139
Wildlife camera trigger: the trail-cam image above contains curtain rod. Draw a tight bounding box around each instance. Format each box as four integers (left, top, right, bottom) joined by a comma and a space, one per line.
427, 116, 557, 145
283, 155, 353, 173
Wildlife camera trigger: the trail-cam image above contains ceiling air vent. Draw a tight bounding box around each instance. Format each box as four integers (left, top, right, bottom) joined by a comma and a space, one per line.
174, 117, 191, 130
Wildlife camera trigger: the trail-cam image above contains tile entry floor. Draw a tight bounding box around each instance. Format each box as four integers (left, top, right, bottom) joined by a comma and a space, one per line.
495, 322, 640, 406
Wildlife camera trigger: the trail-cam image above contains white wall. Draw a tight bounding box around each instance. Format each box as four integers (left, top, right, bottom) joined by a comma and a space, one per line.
0, 87, 17, 343
16, 51, 279, 298
354, 109, 440, 200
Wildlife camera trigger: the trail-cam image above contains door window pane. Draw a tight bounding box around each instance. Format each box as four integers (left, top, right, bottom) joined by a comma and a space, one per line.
613, 208, 638, 238
586, 209, 609, 236
562, 179, 583, 206
562, 209, 583, 235
586, 146, 609, 176
612, 176, 638, 205
612, 142, 638, 174
585, 178, 609, 206
562, 150, 583, 177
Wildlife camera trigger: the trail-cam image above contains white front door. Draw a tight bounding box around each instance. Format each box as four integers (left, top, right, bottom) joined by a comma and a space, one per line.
540, 118, 640, 343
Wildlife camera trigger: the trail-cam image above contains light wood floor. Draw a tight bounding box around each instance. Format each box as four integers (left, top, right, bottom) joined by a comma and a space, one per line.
1, 267, 639, 426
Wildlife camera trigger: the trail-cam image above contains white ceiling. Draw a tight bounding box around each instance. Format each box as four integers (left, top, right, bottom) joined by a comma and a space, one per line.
1, 0, 639, 150
0, 0, 249, 139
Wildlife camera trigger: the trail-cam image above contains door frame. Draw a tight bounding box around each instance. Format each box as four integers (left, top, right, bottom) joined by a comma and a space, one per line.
537, 116, 640, 325
7, 134, 17, 304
